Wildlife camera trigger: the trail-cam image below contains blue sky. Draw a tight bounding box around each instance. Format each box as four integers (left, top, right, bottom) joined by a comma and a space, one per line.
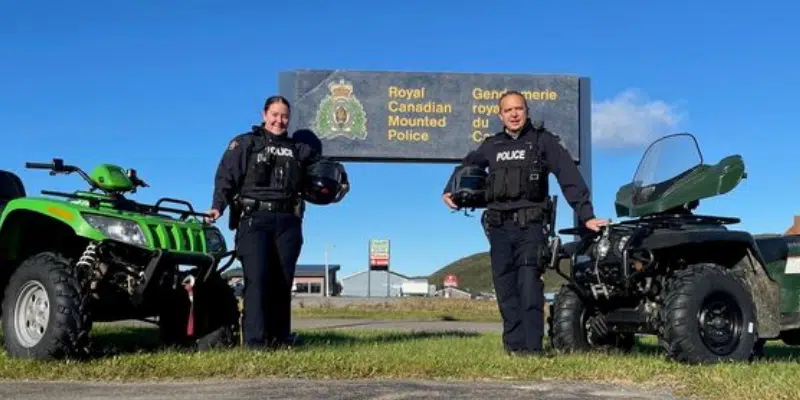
2, 1, 798, 283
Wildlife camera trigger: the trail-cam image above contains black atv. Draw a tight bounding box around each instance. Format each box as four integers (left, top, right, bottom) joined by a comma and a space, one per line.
546, 133, 787, 364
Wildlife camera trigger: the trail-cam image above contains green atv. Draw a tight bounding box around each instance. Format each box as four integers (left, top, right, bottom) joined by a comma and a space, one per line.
547, 133, 799, 364
0, 158, 240, 360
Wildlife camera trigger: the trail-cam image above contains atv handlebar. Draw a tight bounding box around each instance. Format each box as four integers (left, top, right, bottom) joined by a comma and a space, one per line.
25, 162, 54, 170
26, 158, 98, 193
25, 158, 78, 173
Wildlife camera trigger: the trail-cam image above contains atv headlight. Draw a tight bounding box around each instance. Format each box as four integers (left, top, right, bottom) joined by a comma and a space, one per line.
594, 237, 611, 259
616, 235, 630, 255
205, 228, 226, 253
82, 214, 147, 247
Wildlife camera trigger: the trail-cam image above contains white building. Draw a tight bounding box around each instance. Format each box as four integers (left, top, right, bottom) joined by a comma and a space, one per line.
339, 269, 430, 297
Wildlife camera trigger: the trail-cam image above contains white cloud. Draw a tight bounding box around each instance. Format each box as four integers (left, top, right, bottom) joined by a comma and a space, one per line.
591, 89, 686, 148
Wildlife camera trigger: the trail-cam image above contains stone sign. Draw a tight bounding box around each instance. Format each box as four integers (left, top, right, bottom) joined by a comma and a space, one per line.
279, 69, 591, 164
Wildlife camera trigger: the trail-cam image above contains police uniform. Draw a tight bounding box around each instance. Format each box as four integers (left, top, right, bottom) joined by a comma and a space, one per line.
444, 118, 595, 354
212, 123, 327, 348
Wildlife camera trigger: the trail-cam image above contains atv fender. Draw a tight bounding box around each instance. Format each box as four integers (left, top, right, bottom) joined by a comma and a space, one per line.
0, 209, 85, 277
641, 229, 782, 339
0, 208, 79, 238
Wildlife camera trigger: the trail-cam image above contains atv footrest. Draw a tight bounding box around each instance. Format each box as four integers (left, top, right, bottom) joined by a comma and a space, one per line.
604, 307, 649, 333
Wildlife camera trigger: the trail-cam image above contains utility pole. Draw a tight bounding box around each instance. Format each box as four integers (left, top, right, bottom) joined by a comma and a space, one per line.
324, 243, 331, 297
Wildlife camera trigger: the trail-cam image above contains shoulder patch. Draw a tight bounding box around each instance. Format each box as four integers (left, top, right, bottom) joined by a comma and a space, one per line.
227, 140, 239, 151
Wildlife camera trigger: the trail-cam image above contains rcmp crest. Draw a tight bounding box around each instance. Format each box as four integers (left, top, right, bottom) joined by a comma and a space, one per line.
313, 79, 368, 140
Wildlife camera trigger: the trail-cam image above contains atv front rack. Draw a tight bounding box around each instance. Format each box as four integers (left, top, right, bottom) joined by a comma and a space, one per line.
143, 197, 211, 220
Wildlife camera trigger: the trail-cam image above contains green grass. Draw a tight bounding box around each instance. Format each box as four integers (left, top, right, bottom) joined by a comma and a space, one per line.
1, 324, 800, 400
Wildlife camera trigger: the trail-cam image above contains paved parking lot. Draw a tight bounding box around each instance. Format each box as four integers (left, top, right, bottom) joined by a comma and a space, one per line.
0, 378, 683, 400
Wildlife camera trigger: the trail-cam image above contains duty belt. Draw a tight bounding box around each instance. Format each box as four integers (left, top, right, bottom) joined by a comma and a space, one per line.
486, 207, 546, 227
239, 197, 295, 214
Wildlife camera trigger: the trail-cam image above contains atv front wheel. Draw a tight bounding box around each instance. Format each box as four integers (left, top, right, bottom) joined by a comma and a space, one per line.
550, 285, 636, 353
661, 263, 757, 364
1, 252, 92, 360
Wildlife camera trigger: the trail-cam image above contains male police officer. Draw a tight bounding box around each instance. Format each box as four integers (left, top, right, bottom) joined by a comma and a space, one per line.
442, 91, 608, 355
207, 95, 348, 349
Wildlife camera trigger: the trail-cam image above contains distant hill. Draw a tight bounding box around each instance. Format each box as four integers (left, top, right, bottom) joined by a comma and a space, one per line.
429, 251, 568, 294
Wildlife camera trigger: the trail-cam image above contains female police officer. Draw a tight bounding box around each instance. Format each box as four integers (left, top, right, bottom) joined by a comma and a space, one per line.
206, 95, 348, 349
442, 91, 608, 355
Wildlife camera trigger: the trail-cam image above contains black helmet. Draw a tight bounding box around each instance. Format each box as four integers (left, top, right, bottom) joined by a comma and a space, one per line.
303, 158, 346, 205
451, 165, 488, 209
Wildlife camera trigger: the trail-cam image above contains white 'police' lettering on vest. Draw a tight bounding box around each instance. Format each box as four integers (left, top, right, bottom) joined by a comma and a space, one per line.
496, 149, 526, 162
257, 146, 294, 163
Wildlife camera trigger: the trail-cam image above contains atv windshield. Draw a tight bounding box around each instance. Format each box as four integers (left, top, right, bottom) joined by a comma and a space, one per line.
631, 133, 703, 205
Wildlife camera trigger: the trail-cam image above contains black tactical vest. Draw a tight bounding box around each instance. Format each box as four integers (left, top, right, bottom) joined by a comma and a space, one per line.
486, 121, 549, 204
240, 131, 303, 202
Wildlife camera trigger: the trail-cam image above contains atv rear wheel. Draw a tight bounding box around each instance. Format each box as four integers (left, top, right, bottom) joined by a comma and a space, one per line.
1, 252, 92, 360
550, 285, 636, 353
661, 263, 757, 364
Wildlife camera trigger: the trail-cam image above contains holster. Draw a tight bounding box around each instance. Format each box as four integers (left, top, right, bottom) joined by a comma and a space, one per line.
228, 195, 242, 231
293, 198, 305, 219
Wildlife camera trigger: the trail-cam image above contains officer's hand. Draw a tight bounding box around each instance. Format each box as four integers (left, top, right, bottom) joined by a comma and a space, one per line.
584, 218, 610, 232
442, 193, 458, 210
205, 209, 220, 224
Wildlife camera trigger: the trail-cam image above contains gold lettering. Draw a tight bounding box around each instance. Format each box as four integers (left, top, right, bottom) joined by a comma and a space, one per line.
471, 103, 498, 116
472, 130, 490, 142
472, 117, 488, 128
388, 129, 430, 142
472, 87, 559, 101
387, 100, 452, 113
388, 115, 447, 128
472, 88, 507, 100
388, 86, 426, 99
384, 86, 453, 143
519, 89, 559, 100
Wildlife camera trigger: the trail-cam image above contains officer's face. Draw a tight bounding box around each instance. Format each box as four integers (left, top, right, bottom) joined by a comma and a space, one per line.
498, 94, 527, 132
262, 103, 290, 135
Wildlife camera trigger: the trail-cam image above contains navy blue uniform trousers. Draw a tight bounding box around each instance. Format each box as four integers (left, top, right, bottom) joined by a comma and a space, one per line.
483, 216, 546, 353
235, 210, 303, 348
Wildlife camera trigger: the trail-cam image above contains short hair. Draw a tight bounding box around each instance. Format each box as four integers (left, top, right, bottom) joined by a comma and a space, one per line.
497, 90, 528, 111
263, 95, 291, 112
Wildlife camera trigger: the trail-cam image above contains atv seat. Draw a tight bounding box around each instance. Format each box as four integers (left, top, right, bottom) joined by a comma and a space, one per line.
754, 236, 789, 266
0, 170, 25, 214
